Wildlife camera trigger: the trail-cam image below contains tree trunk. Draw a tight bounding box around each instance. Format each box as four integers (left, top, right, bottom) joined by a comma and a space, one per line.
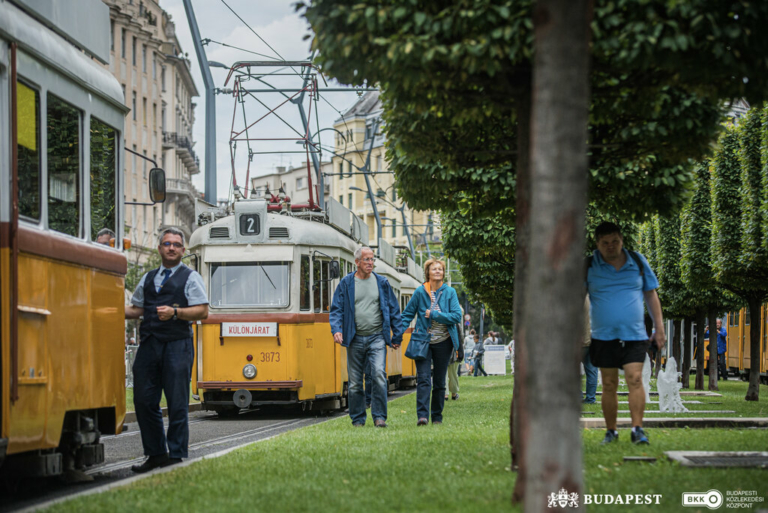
695, 310, 706, 390
707, 307, 719, 391
681, 317, 692, 389
510, 87, 532, 506
672, 318, 682, 366
746, 297, 762, 401
524, 1, 591, 510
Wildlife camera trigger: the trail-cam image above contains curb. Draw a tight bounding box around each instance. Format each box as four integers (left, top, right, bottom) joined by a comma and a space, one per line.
581, 417, 768, 429
124, 403, 203, 424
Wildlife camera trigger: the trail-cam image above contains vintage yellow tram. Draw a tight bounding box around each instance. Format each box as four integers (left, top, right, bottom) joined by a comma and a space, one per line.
725, 308, 768, 384
188, 198, 423, 414
0, 0, 144, 476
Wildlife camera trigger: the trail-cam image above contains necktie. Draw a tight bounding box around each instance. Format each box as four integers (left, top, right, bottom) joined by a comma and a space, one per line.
158, 269, 171, 292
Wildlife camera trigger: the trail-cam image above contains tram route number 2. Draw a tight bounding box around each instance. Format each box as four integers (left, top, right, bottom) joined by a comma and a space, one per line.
239, 213, 260, 235
260, 352, 280, 363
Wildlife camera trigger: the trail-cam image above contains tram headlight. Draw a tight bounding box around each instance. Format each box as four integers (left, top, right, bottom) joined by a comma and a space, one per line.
243, 364, 257, 379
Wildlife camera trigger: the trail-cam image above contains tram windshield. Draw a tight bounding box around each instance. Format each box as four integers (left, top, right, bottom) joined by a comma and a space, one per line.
210, 262, 290, 308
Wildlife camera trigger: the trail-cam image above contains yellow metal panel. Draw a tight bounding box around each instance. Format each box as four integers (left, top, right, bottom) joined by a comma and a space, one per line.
1, 247, 9, 440
8, 254, 125, 454
386, 345, 402, 378
400, 333, 417, 378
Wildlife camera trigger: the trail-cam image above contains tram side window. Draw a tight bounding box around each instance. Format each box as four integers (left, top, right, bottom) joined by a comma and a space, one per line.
322, 260, 331, 312
300, 255, 310, 311
745, 308, 750, 326
47, 94, 81, 237
734, 311, 739, 327
90, 118, 117, 242
17, 82, 41, 220
313, 259, 321, 313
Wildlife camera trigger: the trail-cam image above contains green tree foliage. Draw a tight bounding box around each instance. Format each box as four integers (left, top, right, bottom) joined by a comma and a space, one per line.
712, 113, 768, 400
442, 207, 515, 328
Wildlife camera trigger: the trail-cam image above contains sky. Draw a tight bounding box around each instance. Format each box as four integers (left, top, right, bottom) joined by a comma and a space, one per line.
162, 0, 366, 202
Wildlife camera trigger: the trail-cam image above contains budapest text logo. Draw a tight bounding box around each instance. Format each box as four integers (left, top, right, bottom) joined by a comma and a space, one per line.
683, 490, 724, 510
547, 490, 663, 507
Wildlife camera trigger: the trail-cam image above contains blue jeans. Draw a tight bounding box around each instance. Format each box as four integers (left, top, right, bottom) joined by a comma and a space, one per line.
415, 338, 453, 422
473, 354, 487, 376
582, 346, 598, 403
132, 336, 194, 458
364, 358, 372, 406
347, 332, 387, 425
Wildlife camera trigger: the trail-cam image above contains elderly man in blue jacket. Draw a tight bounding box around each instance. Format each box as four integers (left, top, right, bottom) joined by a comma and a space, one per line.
331, 246, 403, 428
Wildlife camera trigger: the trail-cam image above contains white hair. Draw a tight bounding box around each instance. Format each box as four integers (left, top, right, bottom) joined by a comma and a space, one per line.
159, 227, 186, 246
354, 246, 373, 260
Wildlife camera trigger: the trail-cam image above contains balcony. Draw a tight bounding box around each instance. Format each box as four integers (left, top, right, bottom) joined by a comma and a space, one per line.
166, 177, 199, 231
163, 131, 200, 174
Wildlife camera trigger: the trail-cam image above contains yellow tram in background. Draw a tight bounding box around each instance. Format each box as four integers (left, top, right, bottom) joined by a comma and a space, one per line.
0, 0, 146, 477
724, 308, 768, 384
188, 198, 424, 415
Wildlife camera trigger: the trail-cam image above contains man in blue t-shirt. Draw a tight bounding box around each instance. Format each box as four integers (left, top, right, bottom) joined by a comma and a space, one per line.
705, 318, 728, 381
586, 222, 666, 446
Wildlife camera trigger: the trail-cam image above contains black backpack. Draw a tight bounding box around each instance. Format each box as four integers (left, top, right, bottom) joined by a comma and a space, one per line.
585, 250, 644, 278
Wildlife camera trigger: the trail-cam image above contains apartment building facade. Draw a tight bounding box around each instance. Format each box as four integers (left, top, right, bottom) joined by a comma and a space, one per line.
331, 91, 440, 250
102, 0, 200, 258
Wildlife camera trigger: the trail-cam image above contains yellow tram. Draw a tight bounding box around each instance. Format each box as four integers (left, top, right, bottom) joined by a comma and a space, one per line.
188, 198, 423, 415
0, 0, 137, 476
725, 308, 768, 384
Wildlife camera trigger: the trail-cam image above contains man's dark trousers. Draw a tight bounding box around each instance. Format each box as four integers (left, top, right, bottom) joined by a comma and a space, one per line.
132, 335, 194, 458
718, 353, 728, 381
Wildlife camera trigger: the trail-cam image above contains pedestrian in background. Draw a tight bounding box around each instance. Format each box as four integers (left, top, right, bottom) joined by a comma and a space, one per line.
330, 247, 403, 428
582, 296, 598, 404
125, 228, 209, 473
473, 333, 488, 377
705, 319, 728, 381
401, 258, 462, 425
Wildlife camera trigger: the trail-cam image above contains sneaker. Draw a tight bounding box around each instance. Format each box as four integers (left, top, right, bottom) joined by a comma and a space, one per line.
451, 393, 459, 401
417, 418, 428, 426
631, 427, 649, 445
601, 430, 619, 445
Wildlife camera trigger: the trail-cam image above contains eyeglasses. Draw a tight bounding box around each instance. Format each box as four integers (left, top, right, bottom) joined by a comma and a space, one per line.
162, 241, 184, 248
360, 258, 375, 263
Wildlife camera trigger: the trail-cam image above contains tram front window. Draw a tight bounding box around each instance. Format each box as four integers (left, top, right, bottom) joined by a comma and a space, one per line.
210, 262, 290, 308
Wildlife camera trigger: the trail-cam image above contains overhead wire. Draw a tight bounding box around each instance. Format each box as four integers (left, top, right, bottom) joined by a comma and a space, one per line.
206, 39, 280, 61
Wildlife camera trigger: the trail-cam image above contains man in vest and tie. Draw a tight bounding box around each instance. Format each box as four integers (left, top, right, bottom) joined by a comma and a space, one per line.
125, 228, 208, 473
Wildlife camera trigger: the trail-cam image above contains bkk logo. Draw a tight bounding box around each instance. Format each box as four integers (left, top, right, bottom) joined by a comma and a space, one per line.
682, 490, 724, 510
547, 489, 663, 508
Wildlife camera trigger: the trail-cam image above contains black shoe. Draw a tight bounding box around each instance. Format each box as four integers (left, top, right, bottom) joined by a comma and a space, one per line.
631, 427, 649, 445
131, 454, 169, 473
601, 430, 619, 445
417, 418, 428, 426
374, 419, 387, 428
452, 394, 459, 401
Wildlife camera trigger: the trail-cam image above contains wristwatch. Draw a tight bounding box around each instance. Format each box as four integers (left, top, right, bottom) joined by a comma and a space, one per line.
172, 307, 178, 320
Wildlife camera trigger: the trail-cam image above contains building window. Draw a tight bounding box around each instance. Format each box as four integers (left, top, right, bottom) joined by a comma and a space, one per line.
296, 177, 306, 190
161, 106, 166, 131
121, 84, 126, 104
377, 155, 382, 172
391, 219, 397, 237
110, 20, 115, 51
132, 36, 136, 66
132, 92, 137, 121
348, 193, 353, 209
339, 195, 343, 206
161, 66, 166, 91
152, 103, 157, 128
392, 188, 397, 202
142, 45, 147, 73
121, 29, 126, 58
152, 52, 156, 79
142, 97, 147, 126
338, 162, 343, 179
176, 74, 180, 97
143, 150, 147, 178
347, 161, 353, 178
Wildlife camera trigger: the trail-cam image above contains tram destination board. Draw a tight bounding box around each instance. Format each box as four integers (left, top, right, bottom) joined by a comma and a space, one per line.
239, 213, 261, 235
222, 322, 277, 337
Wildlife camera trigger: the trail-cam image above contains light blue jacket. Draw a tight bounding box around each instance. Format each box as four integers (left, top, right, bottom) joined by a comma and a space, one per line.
401, 283, 462, 350
329, 272, 404, 348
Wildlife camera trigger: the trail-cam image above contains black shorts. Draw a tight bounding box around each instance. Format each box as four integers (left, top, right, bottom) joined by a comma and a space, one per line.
589, 339, 649, 368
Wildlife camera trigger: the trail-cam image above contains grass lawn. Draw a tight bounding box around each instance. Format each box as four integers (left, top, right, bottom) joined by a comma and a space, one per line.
581, 376, 768, 417
125, 388, 200, 411
51, 370, 768, 513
